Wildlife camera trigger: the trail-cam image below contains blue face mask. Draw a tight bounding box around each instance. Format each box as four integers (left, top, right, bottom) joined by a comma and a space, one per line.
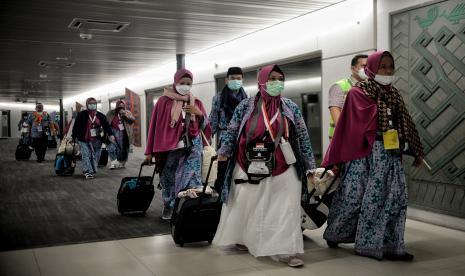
265, 81, 284, 96
227, 79, 243, 90
88, 104, 97, 110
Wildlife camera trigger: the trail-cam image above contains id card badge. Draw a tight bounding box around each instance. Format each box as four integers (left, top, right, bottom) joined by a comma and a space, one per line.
118, 123, 124, 131
90, 128, 97, 137
383, 129, 400, 150
36, 125, 42, 132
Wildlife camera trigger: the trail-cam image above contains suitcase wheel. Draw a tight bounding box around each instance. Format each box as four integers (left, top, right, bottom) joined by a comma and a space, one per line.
208, 240, 212, 244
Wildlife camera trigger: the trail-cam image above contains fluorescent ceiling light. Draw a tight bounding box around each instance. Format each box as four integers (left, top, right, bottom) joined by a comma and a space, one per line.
63, 0, 369, 105
0, 102, 59, 110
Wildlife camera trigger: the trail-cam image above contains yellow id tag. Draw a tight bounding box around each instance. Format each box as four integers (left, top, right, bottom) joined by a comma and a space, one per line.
383, 129, 400, 150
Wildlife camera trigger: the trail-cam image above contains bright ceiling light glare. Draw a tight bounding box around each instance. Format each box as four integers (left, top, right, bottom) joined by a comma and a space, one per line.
63, 0, 370, 106
0, 102, 59, 110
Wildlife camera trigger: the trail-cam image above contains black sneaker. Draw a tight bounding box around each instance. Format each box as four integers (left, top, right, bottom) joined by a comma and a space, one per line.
326, 240, 339, 249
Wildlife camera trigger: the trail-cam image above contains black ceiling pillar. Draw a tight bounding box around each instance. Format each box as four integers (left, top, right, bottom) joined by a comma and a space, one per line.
176, 54, 185, 70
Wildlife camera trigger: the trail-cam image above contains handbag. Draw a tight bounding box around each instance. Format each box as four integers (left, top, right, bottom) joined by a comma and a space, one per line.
201, 130, 217, 186
58, 137, 80, 156
172, 113, 192, 152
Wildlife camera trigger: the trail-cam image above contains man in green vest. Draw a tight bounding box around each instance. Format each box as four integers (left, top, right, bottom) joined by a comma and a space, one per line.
328, 54, 368, 139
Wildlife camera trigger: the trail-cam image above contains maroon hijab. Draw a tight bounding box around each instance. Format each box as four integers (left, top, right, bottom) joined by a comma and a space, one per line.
236, 64, 288, 176
320, 52, 394, 167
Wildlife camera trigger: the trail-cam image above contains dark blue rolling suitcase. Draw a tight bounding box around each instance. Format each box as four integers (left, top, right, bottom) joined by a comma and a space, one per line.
117, 164, 156, 214
54, 153, 75, 176
171, 156, 222, 246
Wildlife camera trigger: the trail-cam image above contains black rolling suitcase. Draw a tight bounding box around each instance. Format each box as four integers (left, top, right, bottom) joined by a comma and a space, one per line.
171, 156, 222, 247
301, 167, 341, 230
117, 163, 156, 214
98, 145, 109, 167
15, 144, 32, 161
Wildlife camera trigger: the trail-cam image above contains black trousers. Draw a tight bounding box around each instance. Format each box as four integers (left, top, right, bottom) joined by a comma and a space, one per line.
33, 135, 48, 161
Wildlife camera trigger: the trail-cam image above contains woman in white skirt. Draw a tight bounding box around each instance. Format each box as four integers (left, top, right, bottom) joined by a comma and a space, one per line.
214, 64, 316, 267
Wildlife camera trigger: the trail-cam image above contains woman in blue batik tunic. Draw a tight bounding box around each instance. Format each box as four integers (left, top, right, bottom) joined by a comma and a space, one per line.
213, 64, 316, 268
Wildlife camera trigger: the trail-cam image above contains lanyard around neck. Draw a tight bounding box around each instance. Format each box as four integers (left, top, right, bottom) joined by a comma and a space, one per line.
261, 103, 288, 142
89, 114, 96, 124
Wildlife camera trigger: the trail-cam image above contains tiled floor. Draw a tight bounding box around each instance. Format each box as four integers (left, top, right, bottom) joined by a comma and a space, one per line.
1, 219, 464, 276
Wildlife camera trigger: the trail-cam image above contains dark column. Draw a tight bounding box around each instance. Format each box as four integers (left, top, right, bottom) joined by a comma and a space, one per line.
176, 54, 185, 70
59, 99, 64, 139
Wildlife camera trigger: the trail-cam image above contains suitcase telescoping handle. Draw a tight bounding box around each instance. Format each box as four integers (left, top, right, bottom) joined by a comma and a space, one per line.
201, 155, 218, 194
137, 163, 157, 186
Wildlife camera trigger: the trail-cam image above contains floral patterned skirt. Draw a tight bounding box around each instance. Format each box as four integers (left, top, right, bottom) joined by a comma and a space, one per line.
159, 136, 203, 209
323, 141, 408, 259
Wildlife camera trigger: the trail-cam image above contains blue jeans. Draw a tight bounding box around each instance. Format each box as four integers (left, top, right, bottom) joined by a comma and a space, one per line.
78, 140, 102, 174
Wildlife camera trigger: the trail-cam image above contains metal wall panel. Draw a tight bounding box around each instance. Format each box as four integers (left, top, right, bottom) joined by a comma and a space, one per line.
391, 0, 465, 218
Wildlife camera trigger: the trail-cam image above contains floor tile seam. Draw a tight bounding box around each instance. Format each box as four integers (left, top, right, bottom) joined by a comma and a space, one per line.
32, 249, 43, 276
117, 239, 157, 276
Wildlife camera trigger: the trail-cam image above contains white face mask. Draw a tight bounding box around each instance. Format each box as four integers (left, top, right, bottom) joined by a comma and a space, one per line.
374, 74, 395, 85
175, 84, 191, 95
358, 68, 368, 80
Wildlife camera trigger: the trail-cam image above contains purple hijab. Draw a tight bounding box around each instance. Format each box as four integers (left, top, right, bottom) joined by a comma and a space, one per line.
236, 64, 288, 176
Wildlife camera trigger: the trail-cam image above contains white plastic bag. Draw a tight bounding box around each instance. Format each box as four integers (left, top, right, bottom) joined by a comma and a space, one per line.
201, 131, 217, 186
311, 168, 339, 196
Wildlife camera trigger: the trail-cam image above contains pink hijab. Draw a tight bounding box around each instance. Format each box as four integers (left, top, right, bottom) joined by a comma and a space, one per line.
145, 69, 210, 155
163, 69, 196, 127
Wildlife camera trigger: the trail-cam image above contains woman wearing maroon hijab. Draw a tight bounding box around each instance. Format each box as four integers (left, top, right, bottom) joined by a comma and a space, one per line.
145, 69, 211, 220
213, 64, 316, 268
322, 51, 424, 261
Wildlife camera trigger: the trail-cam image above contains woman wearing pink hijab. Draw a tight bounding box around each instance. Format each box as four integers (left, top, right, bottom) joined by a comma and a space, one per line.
145, 69, 211, 220
322, 51, 424, 261
213, 64, 316, 267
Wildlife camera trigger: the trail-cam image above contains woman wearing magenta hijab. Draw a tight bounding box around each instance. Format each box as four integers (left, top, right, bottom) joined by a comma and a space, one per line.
145, 69, 211, 220
72, 97, 114, 179
322, 51, 424, 261
213, 64, 316, 268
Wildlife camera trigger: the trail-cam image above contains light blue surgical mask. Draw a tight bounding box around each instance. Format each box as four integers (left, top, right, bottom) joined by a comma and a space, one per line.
88, 104, 97, 110
265, 80, 284, 96
227, 79, 243, 90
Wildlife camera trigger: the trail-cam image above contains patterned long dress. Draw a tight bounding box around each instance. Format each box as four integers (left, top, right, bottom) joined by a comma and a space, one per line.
323, 140, 408, 259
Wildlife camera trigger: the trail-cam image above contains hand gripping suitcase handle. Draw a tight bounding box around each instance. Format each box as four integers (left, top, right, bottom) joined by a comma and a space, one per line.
306, 164, 342, 207
137, 163, 157, 186
201, 155, 218, 194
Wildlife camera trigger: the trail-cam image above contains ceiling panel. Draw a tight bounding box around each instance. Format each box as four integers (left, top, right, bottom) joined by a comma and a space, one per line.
0, 0, 342, 103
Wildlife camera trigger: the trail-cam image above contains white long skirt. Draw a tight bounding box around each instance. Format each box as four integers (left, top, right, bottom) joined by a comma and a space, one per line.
213, 163, 303, 257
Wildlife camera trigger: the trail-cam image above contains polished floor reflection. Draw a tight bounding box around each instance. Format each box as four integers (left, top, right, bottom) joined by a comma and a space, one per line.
1, 219, 465, 276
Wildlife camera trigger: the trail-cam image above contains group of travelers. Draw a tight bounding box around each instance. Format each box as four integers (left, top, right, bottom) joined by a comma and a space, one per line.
18, 50, 424, 267
143, 50, 425, 267
19, 99, 135, 179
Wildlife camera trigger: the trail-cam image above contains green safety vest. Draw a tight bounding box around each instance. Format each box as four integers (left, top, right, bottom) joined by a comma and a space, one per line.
328, 78, 352, 139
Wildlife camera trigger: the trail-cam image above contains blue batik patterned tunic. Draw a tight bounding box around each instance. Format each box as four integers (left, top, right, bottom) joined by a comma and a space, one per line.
217, 95, 316, 203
